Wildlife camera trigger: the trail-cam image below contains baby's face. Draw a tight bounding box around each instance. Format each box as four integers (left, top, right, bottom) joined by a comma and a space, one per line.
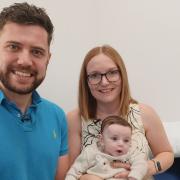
101, 124, 131, 156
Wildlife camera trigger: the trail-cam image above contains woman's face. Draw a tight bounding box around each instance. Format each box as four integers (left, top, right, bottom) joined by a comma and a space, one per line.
86, 53, 121, 106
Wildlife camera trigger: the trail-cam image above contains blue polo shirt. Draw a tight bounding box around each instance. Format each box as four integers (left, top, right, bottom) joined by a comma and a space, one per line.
0, 90, 68, 180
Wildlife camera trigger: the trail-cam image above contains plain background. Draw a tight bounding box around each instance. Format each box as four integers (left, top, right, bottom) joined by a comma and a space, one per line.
0, 0, 179, 122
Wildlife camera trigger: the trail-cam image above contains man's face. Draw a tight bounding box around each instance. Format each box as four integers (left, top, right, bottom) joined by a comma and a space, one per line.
0, 22, 50, 94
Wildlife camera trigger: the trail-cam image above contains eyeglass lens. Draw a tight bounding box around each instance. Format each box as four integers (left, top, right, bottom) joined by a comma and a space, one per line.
87, 70, 120, 84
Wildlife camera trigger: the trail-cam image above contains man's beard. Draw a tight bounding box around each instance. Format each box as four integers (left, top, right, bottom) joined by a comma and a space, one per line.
0, 67, 45, 95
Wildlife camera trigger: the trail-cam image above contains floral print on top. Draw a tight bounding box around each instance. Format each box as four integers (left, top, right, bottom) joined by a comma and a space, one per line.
81, 103, 152, 158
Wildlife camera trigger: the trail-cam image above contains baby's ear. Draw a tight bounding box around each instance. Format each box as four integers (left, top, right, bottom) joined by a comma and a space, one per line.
98, 134, 104, 145
98, 134, 102, 140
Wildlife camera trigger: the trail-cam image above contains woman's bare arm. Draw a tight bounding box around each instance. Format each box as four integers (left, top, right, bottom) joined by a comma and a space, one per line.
140, 103, 174, 177
67, 109, 82, 166
55, 155, 69, 180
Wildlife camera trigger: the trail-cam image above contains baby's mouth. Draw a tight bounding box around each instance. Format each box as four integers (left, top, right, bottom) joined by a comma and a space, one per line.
117, 150, 122, 153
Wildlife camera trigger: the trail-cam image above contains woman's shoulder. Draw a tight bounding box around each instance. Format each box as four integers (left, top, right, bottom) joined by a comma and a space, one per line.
139, 103, 159, 119
139, 103, 162, 129
67, 108, 81, 132
67, 108, 81, 125
67, 108, 80, 120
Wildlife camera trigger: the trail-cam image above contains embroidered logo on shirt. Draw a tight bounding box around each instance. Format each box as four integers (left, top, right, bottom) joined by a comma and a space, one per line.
53, 129, 57, 139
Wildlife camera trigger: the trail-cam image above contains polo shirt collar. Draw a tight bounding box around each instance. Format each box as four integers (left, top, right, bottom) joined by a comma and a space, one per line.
0, 90, 5, 104
0, 90, 42, 105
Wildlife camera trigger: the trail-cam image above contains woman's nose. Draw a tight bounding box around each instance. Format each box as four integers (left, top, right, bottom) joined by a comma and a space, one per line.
100, 75, 110, 85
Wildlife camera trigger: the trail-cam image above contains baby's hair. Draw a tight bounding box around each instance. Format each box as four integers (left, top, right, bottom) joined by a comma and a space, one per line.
101, 115, 132, 134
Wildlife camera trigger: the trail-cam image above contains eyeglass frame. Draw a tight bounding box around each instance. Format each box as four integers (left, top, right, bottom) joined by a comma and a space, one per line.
87, 69, 120, 85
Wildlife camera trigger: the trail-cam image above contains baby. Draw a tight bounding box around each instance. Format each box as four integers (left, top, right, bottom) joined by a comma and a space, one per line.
65, 115, 147, 180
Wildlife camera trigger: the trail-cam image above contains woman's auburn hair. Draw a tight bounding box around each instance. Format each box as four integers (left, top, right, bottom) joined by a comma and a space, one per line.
78, 45, 137, 120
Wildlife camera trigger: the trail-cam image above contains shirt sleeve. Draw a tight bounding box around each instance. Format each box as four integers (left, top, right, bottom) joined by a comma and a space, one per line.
66, 147, 95, 179
128, 151, 148, 180
59, 110, 68, 156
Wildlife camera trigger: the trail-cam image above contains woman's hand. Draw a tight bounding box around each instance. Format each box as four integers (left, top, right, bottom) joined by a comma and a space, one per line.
79, 162, 130, 179
111, 160, 131, 178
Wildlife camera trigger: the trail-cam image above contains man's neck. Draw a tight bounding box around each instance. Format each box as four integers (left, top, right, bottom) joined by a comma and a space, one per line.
1, 87, 32, 114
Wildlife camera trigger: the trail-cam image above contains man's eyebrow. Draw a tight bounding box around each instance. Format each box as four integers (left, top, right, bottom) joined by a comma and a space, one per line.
31, 46, 46, 52
6, 41, 21, 45
5, 41, 46, 52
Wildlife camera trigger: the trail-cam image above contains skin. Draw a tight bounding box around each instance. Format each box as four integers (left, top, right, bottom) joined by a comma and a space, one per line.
0, 22, 69, 180
100, 124, 132, 156
87, 54, 121, 115
67, 53, 174, 179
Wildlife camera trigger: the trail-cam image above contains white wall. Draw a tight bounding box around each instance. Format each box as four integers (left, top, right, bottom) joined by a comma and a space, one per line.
0, 0, 179, 122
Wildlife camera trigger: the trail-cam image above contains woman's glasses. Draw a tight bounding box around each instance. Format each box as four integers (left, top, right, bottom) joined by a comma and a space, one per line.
87, 69, 120, 85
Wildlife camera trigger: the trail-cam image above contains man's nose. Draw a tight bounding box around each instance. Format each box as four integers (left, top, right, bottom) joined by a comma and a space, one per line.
17, 51, 33, 66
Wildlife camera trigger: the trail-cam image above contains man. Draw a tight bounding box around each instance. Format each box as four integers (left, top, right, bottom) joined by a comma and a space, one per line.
0, 2, 68, 180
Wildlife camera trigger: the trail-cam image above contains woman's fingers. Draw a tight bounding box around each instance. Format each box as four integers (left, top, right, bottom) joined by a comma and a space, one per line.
111, 161, 131, 170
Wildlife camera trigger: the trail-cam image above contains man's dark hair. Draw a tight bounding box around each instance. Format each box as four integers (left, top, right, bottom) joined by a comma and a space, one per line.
0, 2, 54, 45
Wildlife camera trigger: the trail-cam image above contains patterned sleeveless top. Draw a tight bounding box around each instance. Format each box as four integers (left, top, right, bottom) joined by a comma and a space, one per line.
81, 103, 154, 179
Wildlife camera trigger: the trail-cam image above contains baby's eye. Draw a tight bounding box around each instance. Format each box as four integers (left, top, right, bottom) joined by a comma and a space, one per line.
112, 137, 117, 141
124, 139, 130, 143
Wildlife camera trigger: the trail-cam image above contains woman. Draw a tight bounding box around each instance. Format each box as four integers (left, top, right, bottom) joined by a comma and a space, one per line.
67, 45, 174, 180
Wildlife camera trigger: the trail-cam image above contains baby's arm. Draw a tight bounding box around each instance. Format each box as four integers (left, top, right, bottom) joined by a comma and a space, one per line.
128, 152, 148, 180
65, 149, 93, 180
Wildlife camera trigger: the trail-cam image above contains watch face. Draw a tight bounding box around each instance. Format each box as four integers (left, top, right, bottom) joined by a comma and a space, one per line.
156, 161, 162, 171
